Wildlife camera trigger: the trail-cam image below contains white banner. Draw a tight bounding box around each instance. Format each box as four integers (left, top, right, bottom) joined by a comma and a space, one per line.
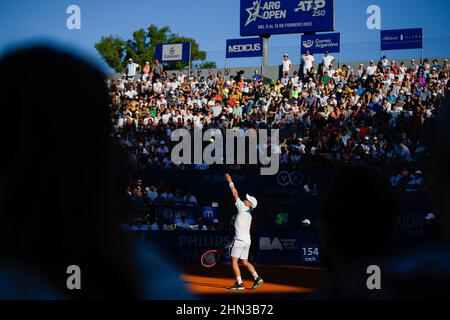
162, 44, 183, 61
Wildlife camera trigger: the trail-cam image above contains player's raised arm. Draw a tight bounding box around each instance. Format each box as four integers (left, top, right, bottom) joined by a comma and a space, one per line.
225, 173, 239, 202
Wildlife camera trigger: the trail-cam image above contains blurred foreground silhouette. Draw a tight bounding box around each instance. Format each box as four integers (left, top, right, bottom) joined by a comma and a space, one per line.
0, 46, 189, 299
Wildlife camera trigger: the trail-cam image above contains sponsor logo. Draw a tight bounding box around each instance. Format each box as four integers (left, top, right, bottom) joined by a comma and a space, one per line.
163, 44, 182, 61
276, 171, 303, 186
245, 0, 287, 26
302, 39, 314, 48
259, 237, 298, 250
302, 37, 339, 51
228, 43, 261, 53
260, 237, 283, 250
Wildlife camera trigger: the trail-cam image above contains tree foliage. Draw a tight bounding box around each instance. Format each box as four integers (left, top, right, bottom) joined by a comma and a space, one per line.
95, 25, 216, 72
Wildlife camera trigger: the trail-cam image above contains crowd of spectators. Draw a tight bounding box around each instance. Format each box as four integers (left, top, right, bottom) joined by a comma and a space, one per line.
124, 177, 210, 231
108, 54, 449, 187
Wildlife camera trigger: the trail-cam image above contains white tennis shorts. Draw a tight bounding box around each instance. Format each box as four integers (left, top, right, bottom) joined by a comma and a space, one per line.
230, 240, 251, 260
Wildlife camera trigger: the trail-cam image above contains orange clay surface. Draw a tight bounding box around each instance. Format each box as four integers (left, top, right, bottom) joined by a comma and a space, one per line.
181, 263, 328, 296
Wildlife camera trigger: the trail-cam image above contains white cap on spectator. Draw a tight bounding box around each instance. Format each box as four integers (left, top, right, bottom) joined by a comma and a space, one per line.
301, 219, 311, 225
424, 213, 435, 221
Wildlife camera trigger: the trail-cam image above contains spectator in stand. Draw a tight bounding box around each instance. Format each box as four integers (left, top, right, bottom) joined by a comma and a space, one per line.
150, 215, 169, 231
302, 50, 315, 75
108, 53, 447, 190
160, 188, 175, 202
146, 185, 159, 202
190, 217, 208, 231
123, 58, 141, 79
282, 53, 292, 76
253, 70, 261, 81
175, 211, 190, 230
322, 51, 335, 72
142, 61, 152, 82
174, 189, 185, 205
303, 176, 318, 196
184, 190, 198, 204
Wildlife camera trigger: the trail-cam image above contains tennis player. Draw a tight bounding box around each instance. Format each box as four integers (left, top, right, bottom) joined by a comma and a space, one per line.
224, 173, 264, 290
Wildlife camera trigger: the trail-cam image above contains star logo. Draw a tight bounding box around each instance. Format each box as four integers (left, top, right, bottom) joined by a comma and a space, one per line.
245, 0, 262, 26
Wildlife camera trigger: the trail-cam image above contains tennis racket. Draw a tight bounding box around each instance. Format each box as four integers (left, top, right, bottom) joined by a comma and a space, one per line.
200, 242, 232, 268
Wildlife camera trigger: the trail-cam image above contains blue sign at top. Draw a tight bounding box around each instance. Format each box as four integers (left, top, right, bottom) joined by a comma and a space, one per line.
380, 28, 423, 51
240, 0, 334, 36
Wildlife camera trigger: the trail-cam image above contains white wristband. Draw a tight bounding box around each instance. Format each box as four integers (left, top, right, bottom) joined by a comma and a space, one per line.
229, 182, 234, 188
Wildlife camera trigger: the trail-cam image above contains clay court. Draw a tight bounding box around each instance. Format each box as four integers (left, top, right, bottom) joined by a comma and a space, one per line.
181, 264, 328, 299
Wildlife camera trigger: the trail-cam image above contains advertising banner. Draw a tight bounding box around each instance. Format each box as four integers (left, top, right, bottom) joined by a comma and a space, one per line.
226, 37, 263, 58
380, 28, 423, 51
155, 42, 191, 62
240, 0, 334, 36
301, 32, 340, 54
157, 205, 219, 225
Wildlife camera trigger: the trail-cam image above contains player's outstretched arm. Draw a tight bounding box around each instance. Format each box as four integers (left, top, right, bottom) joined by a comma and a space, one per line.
224, 173, 239, 202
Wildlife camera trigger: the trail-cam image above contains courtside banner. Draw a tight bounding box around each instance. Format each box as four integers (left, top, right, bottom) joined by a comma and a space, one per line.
380, 28, 423, 51
155, 42, 191, 62
240, 0, 334, 36
226, 38, 263, 58
301, 32, 340, 54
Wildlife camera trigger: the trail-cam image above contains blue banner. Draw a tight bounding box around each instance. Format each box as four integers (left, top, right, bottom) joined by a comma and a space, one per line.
380, 28, 423, 51
155, 42, 191, 62
240, 0, 334, 36
157, 205, 219, 225
226, 38, 263, 59
301, 32, 340, 54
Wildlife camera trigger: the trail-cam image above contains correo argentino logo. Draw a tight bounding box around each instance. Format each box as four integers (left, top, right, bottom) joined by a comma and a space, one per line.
302, 39, 314, 49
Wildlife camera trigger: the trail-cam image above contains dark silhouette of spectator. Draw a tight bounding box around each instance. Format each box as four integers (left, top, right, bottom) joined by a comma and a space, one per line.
372, 97, 450, 298
319, 167, 396, 299
0, 46, 189, 299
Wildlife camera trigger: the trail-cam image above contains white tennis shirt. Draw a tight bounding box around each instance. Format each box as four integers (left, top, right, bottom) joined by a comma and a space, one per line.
234, 199, 252, 244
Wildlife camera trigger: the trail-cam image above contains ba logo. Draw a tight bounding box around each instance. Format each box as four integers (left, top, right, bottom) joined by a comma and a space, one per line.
259, 237, 283, 250
302, 40, 314, 49
169, 46, 176, 56
276, 171, 304, 186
